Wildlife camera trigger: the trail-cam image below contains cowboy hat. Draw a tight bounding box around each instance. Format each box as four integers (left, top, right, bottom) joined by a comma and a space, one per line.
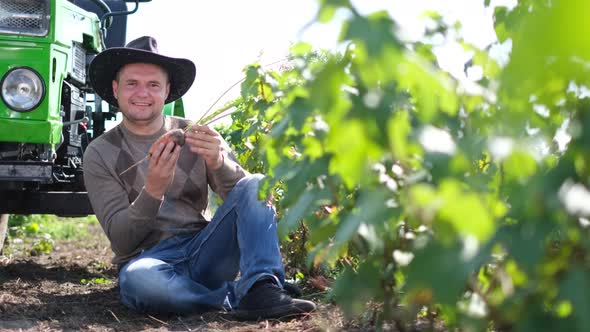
89, 36, 196, 107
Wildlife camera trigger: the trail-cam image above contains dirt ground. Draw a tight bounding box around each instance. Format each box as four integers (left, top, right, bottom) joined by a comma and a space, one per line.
0, 221, 381, 332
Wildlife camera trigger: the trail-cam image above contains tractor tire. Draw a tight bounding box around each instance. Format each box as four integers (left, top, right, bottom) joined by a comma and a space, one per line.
0, 214, 8, 253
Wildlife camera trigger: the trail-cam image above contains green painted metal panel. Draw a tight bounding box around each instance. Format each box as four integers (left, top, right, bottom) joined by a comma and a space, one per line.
163, 99, 186, 118
0, 0, 102, 51
0, 0, 103, 145
0, 119, 62, 144
53, 0, 102, 53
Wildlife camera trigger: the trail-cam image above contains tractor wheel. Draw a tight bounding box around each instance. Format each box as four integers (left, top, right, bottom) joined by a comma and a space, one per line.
0, 214, 8, 253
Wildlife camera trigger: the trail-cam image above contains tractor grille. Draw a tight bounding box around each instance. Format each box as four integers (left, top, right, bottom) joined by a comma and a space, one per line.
71, 42, 86, 84
0, 0, 50, 37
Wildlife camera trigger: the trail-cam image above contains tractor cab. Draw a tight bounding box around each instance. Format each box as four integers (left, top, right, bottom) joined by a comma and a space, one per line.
71, 0, 129, 48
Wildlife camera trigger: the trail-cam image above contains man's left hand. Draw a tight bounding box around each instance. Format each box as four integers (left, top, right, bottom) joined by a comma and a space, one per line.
184, 124, 225, 170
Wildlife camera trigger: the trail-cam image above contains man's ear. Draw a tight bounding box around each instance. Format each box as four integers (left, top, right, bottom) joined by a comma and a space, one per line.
112, 80, 118, 99
165, 82, 170, 100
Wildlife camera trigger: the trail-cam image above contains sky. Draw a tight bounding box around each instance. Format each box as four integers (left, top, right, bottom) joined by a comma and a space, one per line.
125, 0, 515, 121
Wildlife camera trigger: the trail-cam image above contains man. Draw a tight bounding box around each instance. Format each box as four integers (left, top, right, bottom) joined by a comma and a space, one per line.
83, 36, 315, 320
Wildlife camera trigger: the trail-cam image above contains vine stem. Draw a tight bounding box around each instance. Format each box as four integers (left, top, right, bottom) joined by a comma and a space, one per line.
194, 56, 288, 125
194, 78, 246, 125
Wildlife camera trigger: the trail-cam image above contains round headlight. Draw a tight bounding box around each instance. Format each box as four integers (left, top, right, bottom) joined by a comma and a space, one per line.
1, 67, 45, 112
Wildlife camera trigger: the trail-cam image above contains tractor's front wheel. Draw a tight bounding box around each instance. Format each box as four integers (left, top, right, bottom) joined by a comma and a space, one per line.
0, 214, 8, 253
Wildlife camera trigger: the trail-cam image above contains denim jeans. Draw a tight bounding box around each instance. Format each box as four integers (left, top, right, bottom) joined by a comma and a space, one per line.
118, 174, 285, 315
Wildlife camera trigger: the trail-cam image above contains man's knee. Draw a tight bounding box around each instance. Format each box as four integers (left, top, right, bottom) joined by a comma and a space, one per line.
237, 173, 264, 189
234, 173, 265, 197
119, 258, 169, 295
231, 174, 276, 217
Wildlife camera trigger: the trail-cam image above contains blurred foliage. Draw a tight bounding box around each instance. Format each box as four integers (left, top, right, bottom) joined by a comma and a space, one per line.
5, 215, 97, 255
217, 0, 590, 330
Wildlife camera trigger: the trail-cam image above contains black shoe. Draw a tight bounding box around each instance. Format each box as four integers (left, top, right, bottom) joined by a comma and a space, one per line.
283, 281, 303, 298
234, 279, 316, 320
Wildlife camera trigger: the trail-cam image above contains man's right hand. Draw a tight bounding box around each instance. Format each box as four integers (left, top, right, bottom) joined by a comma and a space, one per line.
144, 140, 181, 199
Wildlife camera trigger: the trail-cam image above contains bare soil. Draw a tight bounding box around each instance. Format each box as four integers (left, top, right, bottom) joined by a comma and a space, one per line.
0, 221, 378, 331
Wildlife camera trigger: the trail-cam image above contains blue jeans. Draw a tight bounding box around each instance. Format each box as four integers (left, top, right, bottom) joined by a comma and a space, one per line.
118, 174, 285, 314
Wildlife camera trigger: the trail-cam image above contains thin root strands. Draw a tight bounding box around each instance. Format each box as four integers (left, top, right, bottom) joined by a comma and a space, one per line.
118, 129, 186, 176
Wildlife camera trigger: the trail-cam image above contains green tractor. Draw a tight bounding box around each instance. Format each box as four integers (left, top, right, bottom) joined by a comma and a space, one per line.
0, 0, 185, 250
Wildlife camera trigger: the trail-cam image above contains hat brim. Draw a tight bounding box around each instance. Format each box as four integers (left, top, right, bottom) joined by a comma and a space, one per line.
89, 48, 196, 107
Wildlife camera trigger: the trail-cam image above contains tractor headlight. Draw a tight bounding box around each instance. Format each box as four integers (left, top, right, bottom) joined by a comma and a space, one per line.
1, 67, 45, 112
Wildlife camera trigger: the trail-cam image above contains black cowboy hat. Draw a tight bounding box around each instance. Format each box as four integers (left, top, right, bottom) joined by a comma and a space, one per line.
89, 36, 196, 107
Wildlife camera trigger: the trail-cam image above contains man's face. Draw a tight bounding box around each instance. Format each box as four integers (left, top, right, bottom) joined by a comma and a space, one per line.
112, 63, 170, 125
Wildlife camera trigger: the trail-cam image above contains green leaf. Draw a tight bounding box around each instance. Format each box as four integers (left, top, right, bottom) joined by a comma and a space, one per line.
438, 180, 497, 242
469, 46, 501, 79
334, 212, 361, 244
517, 301, 576, 332
317, 0, 352, 22
340, 189, 394, 250
279, 187, 332, 236
302, 135, 323, 160
309, 58, 351, 122
326, 120, 380, 189
406, 242, 477, 305
492, 6, 516, 43
288, 97, 312, 129
395, 55, 458, 121
559, 267, 590, 331
260, 82, 274, 102
317, 5, 337, 23
25, 223, 39, 235
387, 110, 412, 161
497, 221, 552, 273
332, 259, 381, 317
277, 157, 330, 206
500, 0, 590, 99
290, 42, 312, 56
269, 116, 290, 138
408, 180, 498, 242
341, 12, 400, 57
503, 151, 538, 183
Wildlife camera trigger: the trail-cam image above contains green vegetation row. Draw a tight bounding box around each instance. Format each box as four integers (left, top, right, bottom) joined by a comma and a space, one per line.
5, 215, 96, 255
219, 0, 590, 330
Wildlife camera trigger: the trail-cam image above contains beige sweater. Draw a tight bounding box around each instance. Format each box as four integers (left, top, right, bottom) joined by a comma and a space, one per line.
83, 116, 246, 265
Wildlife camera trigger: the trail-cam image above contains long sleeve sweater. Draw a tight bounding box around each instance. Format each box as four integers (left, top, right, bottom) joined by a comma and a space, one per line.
83, 116, 247, 265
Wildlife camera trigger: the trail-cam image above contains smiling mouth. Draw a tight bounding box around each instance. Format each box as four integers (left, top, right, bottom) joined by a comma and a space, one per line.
132, 101, 152, 107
